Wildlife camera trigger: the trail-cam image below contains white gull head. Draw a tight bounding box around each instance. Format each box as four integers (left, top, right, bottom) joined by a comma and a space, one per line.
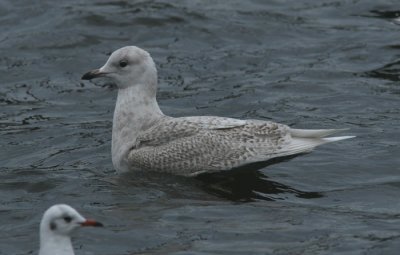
82, 46, 157, 92
39, 204, 103, 255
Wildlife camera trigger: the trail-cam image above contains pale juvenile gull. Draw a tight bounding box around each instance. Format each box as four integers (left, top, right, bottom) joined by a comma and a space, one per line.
39, 204, 103, 255
82, 46, 354, 176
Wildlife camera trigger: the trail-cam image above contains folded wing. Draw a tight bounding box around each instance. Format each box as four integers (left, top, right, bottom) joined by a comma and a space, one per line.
128, 116, 353, 176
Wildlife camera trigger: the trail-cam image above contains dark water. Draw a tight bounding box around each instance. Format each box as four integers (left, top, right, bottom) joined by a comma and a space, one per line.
1, 0, 400, 254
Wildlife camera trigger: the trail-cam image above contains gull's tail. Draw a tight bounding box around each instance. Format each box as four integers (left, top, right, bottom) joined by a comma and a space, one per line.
290, 128, 350, 138
273, 128, 355, 157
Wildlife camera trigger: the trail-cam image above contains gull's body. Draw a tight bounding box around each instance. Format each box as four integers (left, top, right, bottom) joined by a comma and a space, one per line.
39, 204, 102, 255
82, 46, 354, 176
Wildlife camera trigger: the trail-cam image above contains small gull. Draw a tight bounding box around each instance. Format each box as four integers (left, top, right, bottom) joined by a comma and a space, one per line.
39, 204, 103, 255
82, 46, 354, 176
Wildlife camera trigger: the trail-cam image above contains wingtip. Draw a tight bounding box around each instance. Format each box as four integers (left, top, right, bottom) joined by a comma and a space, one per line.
290, 128, 351, 138
323, 135, 356, 142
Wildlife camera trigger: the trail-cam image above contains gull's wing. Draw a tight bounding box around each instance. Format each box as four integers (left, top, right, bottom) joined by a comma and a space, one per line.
135, 116, 247, 146
127, 116, 293, 176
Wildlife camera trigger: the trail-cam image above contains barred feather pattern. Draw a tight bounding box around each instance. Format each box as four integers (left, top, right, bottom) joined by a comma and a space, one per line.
128, 116, 291, 176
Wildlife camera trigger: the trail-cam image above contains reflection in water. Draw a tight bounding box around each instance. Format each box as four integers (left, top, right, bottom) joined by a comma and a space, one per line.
113, 156, 323, 202
364, 60, 400, 82
196, 156, 323, 202
369, 10, 400, 19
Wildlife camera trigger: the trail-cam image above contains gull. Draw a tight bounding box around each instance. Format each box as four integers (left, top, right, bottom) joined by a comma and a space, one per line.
39, 204, 103, 255
82, 46, 354, 176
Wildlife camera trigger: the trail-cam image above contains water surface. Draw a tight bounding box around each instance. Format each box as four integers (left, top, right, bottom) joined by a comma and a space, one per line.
1, 0, 400, 254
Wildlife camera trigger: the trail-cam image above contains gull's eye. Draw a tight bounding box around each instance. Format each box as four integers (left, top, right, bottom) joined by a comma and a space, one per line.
119, 60, 128, 68
63, 216, 72, 223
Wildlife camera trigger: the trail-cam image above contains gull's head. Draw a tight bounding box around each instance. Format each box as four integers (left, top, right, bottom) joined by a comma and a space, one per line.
82, 46, 157, 90
40, 204, 103, 238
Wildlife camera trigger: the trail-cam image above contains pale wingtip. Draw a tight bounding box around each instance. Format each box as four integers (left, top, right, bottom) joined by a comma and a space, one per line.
323, 135, 356, 142
290, 128, 351, 138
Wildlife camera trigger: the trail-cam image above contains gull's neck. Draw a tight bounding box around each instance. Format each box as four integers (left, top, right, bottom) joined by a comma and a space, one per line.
112, 84, 164, 172
39, 227, 74, 255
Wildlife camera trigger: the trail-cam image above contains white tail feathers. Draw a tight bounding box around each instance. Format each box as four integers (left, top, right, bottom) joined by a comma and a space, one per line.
322, 136, 356, 143
281, 135, 355, 157
271, 129, 355, 158
290, 128, 349, 138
